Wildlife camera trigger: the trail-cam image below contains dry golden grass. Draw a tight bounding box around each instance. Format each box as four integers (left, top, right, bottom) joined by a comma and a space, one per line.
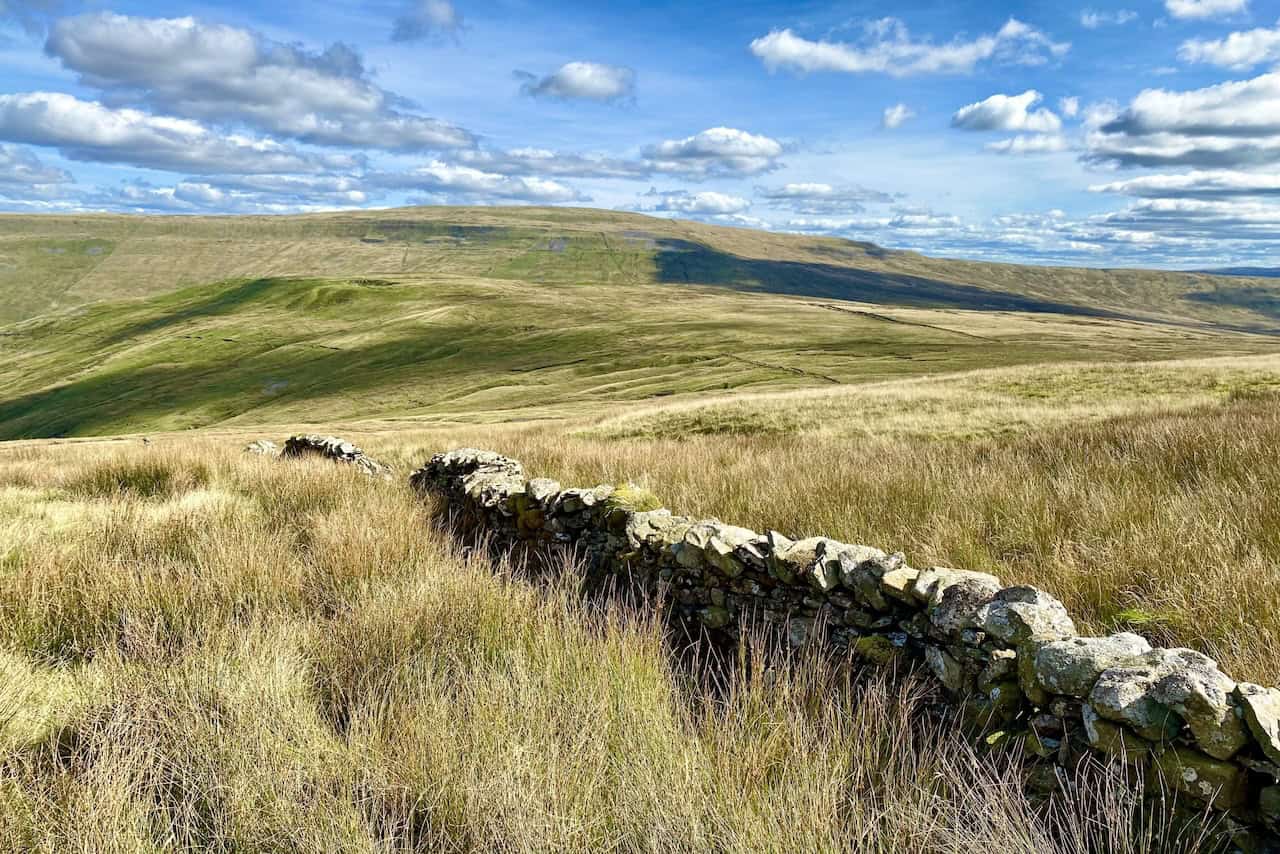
0, 443, 1229, 852
584, 353, 1280, 441
358, 389, 1280, 686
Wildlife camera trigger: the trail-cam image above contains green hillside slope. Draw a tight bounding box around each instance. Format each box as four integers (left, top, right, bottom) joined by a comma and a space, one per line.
4, 206, 1280, 332
0, 269, 1272, 440
2, 206, 1279, 440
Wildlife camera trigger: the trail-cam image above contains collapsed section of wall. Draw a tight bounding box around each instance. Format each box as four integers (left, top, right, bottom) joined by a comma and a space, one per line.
412, 447, 1280, 844
277, 435, 392, 478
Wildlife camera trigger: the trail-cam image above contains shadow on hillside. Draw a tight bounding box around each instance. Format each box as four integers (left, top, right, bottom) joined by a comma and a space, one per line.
1186, 285, 1280, 320
101, 278, 287, 346
653, 239, 1128, 318
0, 329, 467, 440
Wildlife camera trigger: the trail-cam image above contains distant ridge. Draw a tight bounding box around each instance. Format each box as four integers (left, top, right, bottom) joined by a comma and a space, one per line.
1193, 267, 1280, 278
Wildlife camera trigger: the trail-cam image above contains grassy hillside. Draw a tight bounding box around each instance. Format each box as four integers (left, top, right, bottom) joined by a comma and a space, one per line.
586, 354, 1280, 440
4, 269, 1271, 440
0, 442, 1226, 852
4, 207, 1280, 439
5, 206, 1280, 332
3, 206, 1280, 849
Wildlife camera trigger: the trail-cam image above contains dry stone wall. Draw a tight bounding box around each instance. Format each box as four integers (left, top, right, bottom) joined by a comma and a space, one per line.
276, 435, 392, 478
412, 447, 1280, 845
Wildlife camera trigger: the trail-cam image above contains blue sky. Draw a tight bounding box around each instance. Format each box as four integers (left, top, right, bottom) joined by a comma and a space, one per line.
3, 0, 1280, 267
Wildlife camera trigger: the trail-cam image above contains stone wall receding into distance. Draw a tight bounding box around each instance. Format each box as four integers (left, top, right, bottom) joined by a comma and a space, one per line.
407, 446, 1280, 843
248, 435, 394, 479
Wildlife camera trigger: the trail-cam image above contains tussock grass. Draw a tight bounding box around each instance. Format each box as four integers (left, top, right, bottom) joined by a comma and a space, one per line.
401, 392, 1280, 684
587, 354, 1280, 441
62, 449, 212, 500
0, 443, 1230, 851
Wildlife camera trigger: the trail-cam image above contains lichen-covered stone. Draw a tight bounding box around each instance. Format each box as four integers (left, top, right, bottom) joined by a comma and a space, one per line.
683, 522, 716, 551
807, 539, 845, 592
965, 680, 1024, 730
699, 606, 730, 630
527, 477, 561, 503
787, 617, 814, 648
623, 509, 685, 550
1235, 683, 1280, 766
1018, 641, 1052, 707
244, 439, 279, 456
1149, 648, 1247, 761
977, 586, 1075, 644
1152, 747, 1249, 811
286, 434, 393, 478
1034, 633, 1151, 698
838, 546, 899, 610
411, 448, 520, 494
1025, 763, 1066, 794
705, 537, 745, 578
911, 566, 1001, 606
1026, 729, 1061, 758
1082, 705, 1151, 763
851, 635, 902, 665
1260, 785, 1280, 827
765, 531, 803, 582
926, 645, 965, 693
673, 541, 705, 569
978, 648, 1017, 691
929, 575, 1001, 638
1089, 652, 1183, 743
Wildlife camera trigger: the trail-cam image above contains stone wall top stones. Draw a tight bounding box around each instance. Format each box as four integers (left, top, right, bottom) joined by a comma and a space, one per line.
278, 434, 392, 479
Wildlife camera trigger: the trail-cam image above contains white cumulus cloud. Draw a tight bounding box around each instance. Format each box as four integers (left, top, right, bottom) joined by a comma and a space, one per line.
1087, 71, 1280, 168
952, 90, 1062, 133
456, 148, 648, 179
517, 62, 636, 103
749, 17, 1069, 77
756, 182, 894, 214
641, 189, 751, 215
985, 134, 1070, 154
0, 143, 72, 186
1179, 21, 1280, 69
1080, 9, 1138, 28
1090, 169, 1280, 197
367, 161, 585, 204
642, 127, 783, 177
89, 176, 371, 214
0, 91, 355, 174
44, 12, 474, 151
1165, 0, 1248, 19
881, 103, 914, 128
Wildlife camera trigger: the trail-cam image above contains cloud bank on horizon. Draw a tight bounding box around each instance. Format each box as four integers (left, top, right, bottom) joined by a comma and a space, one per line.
0, 0, 1278, 268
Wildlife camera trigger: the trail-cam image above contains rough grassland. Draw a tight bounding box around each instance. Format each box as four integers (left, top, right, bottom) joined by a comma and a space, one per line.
0, 445, 1226, 852
4, 207, 1280, 848
289, 388, 1275, 687
585, 354, 1280, 440
0, 271, 1274, 440
5, 207, 1280, 332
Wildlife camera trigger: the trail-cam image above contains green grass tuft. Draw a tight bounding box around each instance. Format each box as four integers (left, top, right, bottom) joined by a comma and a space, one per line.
64, 456, 211, 500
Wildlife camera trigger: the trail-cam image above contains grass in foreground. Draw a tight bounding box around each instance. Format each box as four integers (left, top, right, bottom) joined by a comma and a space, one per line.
0, 444, 1226, 852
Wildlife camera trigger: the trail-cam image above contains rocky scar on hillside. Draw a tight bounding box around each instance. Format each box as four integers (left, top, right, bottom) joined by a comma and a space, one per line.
245, 435, 392, 479
412, 447, 1280, 850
